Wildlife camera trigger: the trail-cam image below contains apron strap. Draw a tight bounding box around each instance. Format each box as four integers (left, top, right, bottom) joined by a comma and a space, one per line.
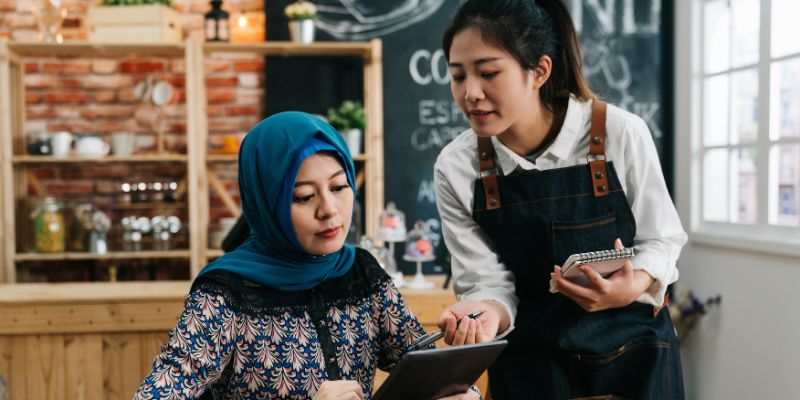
477, 136, 501, 210
588, 100, 610, 197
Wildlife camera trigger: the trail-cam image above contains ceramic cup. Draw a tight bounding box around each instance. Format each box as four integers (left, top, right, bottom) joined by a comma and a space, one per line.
152, 80, 179, 106
111, 132, 136, 156
50, 131, 73, 157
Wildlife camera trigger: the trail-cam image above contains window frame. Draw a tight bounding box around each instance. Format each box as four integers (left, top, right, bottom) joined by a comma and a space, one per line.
676, 0, 800, 258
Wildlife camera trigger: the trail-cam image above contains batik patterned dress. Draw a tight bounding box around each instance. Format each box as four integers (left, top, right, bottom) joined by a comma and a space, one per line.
133, 248, 427, 400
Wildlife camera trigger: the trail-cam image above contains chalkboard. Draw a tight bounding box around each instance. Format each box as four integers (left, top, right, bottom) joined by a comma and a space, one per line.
263, 0, 673, 274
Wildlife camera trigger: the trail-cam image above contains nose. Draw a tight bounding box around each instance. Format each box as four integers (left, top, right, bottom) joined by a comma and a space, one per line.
464, 77, 485, 103
316, 191, 338, 220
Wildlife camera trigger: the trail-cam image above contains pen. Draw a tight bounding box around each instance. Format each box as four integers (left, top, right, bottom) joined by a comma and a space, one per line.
407, 310, 486, 351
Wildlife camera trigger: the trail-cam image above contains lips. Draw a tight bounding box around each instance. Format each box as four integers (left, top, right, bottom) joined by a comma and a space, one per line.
469, 109, 494, 122
316, 226, 342, 239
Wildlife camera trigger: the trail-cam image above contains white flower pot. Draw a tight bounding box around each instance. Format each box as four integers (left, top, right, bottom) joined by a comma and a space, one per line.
343, 128, 362, 155
289, 19, 315, 44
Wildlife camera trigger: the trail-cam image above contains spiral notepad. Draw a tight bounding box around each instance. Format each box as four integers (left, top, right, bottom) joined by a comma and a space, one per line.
549, 248, 635, 292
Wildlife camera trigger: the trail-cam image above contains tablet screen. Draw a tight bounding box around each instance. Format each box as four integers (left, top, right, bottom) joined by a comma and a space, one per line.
373, 340, 507, 400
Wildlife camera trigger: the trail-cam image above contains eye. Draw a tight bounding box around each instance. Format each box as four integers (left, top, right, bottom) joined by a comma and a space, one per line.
293, 194, 314, 204
451, 74, 465, 82
332, 184, 351, 193
481, 71, 499, 79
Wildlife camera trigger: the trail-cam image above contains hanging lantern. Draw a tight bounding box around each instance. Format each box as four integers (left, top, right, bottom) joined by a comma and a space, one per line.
204, 0, 229, 42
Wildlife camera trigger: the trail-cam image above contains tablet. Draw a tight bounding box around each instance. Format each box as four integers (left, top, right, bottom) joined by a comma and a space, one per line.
373, 340, 507, 400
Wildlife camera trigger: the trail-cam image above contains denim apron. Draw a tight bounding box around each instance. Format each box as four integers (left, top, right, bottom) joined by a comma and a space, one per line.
472, 102, 684, 399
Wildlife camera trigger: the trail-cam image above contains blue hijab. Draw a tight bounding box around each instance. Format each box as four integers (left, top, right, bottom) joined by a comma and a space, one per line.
198, 112, 357, 291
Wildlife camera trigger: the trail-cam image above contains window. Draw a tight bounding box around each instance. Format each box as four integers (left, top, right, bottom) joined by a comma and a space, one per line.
695, 0, 800, 241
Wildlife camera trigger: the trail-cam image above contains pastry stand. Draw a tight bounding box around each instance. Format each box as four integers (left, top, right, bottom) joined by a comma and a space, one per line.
403, 253, 436, 289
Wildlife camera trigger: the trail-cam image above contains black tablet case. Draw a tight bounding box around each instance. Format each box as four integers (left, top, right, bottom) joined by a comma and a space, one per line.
373, 340, 507, 400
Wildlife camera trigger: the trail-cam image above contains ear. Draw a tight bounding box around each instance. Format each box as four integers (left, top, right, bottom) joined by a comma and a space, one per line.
531, 55, 553, 90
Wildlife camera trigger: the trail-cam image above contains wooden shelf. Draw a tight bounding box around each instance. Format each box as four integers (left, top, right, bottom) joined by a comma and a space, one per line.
6, 41, 185, 57
206, 249, 224, 258
115, 202, 185, 210
207, 154, 372, 163
14, 250, 191, 262
206, 154, 238, 163
12, 154, 188, 165
1, 38, 383, 283
204, 41, 373, 57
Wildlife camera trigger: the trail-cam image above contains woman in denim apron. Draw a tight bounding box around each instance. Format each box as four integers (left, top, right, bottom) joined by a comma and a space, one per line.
433, 1, 687, 398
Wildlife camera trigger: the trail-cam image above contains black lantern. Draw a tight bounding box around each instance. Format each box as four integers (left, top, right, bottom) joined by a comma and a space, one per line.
205, 0, 230, 42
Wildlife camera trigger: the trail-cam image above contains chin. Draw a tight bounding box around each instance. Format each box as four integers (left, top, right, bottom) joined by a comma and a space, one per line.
305, 239, 346, 256
471, 125, 503, 137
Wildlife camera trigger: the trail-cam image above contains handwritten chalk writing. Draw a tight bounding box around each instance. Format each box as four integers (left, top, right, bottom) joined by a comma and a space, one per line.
418, 179, 436, 204
569, 0, 661, 35
424, 218, 442, 248
419, 100, 468, 125
409, 49, 451, 86
411, 126, 468, 152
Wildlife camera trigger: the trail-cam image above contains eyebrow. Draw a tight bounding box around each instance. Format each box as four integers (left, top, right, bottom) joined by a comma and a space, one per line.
294, 169, 346, 187
448, 57, 502, 68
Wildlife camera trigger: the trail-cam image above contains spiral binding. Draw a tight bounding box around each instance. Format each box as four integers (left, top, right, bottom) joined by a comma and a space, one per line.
574, 247, 634, 264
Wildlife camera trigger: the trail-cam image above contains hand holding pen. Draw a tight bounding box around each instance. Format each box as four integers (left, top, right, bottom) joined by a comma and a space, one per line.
408, 310, 485, 351
437, 299, 509, 346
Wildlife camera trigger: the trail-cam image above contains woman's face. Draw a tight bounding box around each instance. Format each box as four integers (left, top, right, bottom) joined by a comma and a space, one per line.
290, 153, 353, 255
448, 26, 540, 137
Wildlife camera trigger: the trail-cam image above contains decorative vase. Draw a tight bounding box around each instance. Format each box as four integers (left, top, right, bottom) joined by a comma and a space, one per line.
343, 128, 362, 155
289, 19, 315, 44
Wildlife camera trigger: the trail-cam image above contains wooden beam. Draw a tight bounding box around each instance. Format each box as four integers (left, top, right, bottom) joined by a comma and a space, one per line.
206, 168, 241, 218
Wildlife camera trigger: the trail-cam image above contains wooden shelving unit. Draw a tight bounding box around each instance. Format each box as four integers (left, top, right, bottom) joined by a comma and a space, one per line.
0, 39, 384, 283
11, 154, 188, 164
13, 250, 191, 262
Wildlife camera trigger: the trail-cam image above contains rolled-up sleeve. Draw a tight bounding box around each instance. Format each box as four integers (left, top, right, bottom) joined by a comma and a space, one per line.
434, 157, 518, 336
623, 118, 687, 307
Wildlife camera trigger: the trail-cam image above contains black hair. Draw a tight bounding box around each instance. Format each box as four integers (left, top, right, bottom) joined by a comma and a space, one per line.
443, 0, 594, 114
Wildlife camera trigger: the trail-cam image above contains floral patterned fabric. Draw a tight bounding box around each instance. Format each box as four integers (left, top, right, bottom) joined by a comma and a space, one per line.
133, 249, 428, 400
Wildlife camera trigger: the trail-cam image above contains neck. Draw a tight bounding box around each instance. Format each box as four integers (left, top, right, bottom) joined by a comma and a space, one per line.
498, 98, 567, 157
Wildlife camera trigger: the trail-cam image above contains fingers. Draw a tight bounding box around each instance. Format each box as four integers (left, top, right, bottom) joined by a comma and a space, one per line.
443, 317, 457, 345
614, 237, 623, 249
451, 315, 470, 345
465, 319, 477, 345
315, 380, 363, 400
578, 265, 607, 291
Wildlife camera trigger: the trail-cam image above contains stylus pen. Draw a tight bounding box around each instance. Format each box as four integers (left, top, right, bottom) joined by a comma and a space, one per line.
407, 310, 486, 351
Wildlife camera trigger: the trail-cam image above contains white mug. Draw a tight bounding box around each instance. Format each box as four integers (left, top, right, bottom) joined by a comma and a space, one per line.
50, 131, 73, 157
111, 132, 136, 156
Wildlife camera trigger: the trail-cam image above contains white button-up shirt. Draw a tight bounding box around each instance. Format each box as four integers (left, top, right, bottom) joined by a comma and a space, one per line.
434, 96, 687, 332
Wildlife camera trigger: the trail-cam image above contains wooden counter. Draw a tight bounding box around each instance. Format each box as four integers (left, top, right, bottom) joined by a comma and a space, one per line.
0, 276, 474, 400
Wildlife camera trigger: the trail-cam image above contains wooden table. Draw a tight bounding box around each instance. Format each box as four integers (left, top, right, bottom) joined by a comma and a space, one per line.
0, 276, 486, 400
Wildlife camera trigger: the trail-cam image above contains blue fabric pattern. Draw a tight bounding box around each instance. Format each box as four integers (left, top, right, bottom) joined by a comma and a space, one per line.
132, 267, 427, 399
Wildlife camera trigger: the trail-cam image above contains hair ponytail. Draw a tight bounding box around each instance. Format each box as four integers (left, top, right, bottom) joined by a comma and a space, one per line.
443, 0, 595, 114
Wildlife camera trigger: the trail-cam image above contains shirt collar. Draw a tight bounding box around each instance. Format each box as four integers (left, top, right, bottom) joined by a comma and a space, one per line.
491, 95, 590, 175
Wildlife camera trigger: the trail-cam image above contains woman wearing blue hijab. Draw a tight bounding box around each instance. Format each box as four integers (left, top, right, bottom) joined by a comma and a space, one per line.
133, 113, 478, 400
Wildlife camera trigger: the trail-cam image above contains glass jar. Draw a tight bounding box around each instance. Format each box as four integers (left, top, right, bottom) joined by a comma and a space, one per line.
379, 201, 407, 242
405, 220, 434, 260
66, 203, 93, 252
31, 197, 65, 253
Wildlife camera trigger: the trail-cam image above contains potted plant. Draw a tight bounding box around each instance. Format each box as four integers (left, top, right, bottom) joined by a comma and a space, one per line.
89, 0, 182, 44
284, 1, 317, 44
327, 100, 366, 155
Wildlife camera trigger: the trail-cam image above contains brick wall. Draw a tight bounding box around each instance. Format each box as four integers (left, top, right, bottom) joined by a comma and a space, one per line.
2, 0, 265, 254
